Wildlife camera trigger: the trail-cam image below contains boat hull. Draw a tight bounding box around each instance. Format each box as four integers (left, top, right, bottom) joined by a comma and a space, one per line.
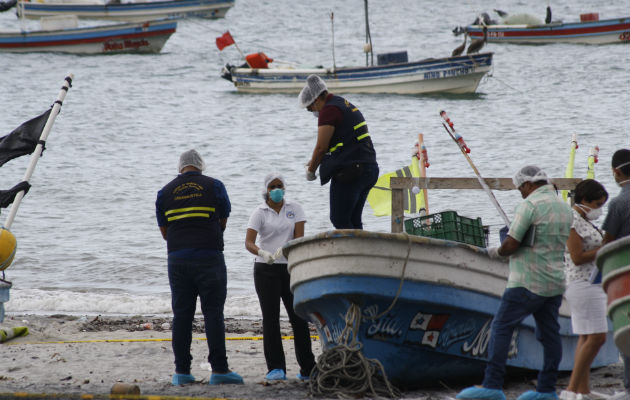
225, 53, 493, 95
285, 230, 619, 387
466, 17, 630, 44
597, 236, 630, 357
0, 19, 176, 54
16, 0, 233, 21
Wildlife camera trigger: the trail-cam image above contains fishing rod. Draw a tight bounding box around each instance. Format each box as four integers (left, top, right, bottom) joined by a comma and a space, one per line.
439, 110, 510, 226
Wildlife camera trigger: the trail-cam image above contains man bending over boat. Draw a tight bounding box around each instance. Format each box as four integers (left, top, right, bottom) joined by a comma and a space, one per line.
457, 165, 572, 400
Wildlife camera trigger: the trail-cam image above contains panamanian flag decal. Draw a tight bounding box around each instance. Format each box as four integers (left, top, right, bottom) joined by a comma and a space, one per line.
406, 312, 450, 348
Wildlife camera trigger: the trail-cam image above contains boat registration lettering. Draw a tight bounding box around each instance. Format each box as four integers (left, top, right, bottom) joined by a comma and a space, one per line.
441, 67, 472, 78
103, 39, 150, 52
487, 31, 504, 38
424, 71, 441, 80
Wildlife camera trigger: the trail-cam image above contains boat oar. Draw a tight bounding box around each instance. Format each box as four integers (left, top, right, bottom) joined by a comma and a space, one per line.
439, 110, 510, 226
4, 74, 73, 229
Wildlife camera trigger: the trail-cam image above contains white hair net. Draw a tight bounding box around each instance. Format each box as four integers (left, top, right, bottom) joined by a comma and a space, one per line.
261, 172, 286, 199
512, 165, 548, 188
298, 75, 327, 108
178, 149, 206, 173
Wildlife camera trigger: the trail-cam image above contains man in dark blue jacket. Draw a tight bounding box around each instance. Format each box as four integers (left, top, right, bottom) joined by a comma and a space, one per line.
156, 149, 243, 386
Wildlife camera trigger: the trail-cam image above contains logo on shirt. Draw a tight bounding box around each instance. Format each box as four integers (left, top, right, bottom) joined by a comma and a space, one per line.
286, 211, 295, 219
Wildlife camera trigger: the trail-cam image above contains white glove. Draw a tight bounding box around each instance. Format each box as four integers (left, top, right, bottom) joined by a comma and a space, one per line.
487, 247, 504, 260
306, 169, 317, 181
273, 247, 283, 261
258, 249, 275, 264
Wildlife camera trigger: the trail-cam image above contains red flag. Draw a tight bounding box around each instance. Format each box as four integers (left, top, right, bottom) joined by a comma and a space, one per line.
216, 31, 235, 51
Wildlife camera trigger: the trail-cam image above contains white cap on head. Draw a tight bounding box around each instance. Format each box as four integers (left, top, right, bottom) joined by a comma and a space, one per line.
512, 165, 548, 188
261, 172, 286, 199
298, 75, 327, 108
178, 149, 206, 173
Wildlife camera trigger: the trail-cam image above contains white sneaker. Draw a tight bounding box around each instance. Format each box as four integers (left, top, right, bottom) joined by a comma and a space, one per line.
560, 391, 577, 400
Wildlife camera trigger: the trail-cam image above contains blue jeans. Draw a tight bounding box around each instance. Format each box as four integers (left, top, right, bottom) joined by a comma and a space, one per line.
329, 163, 379, 229
168, 252, 229, 374
483, 287, 562, 393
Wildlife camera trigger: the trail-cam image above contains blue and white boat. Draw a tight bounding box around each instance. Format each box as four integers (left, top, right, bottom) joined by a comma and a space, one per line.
15, 0, 233, 22
220, 52, 493, 95
0, 16, 176, 53
284, 230, 619, 387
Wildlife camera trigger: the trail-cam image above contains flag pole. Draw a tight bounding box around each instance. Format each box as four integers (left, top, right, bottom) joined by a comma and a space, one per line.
417, 133, 429, 214
4, 73, 73, 230
440, 111, 510, 226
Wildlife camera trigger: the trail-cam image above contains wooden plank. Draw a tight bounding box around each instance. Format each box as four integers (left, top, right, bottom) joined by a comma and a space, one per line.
390, 177, 582, 190
391, 186, 404, 233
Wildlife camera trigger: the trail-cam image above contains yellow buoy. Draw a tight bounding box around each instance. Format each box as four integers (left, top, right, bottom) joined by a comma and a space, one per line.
0, 228, 17, 271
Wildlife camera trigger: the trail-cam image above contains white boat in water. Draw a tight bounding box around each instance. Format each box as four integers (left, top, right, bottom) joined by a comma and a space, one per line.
220, 52, 493, 95
15, 0, 234, 21
0, 16, 176, 53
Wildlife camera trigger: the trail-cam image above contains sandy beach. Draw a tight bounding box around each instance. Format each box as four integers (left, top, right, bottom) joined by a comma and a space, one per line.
0, 314, 626, 400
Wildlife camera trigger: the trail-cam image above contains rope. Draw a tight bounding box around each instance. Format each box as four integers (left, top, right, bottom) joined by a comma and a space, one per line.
308, 234, 412, 399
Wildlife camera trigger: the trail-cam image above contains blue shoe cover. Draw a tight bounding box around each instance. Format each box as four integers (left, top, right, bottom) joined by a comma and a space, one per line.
296, 372, 310, 381
265, 369, 287, 381
457, 386, 507, 400
172, 373, 195, 385
209, 371, 244, 385
517, 391, 559, 400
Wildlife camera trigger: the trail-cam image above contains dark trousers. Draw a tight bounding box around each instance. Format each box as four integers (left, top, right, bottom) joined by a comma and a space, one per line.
329, 163, 379, 229
254, 262, 316, 376
483, 287, 562, 393
168, 252, 229, 374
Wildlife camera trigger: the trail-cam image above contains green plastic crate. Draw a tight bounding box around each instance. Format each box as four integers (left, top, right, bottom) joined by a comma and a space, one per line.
404, 211, 486, 247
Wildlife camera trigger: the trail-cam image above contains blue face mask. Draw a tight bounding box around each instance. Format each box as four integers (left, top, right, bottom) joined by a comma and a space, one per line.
269, 188, 284, 203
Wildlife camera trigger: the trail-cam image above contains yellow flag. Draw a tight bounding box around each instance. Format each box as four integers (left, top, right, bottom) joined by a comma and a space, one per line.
367, 156, 425, 217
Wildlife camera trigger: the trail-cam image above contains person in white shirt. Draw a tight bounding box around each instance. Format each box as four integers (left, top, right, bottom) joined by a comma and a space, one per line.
245, 172, 316, 382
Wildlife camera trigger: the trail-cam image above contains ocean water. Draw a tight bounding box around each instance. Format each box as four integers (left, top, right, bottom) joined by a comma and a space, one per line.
0, 0, 628, 318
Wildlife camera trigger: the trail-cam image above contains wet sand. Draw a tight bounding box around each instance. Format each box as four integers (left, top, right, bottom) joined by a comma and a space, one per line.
0, 314, 626, 399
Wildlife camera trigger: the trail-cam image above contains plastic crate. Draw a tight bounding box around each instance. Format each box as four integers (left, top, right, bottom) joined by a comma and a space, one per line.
404, 211, 486, 247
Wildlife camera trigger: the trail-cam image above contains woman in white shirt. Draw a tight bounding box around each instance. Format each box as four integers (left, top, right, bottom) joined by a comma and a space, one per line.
245, 173, 316, 382
561, 179, 609, 400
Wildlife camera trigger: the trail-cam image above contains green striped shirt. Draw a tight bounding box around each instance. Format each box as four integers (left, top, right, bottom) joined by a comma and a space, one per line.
506, 184, 573, 296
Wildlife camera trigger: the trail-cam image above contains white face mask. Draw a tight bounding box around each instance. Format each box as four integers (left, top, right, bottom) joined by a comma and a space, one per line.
312, 111, 319, 118
577, 204, 603, 221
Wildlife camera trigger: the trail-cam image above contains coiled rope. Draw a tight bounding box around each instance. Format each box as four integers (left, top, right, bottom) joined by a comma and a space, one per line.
308, 233, 412, 399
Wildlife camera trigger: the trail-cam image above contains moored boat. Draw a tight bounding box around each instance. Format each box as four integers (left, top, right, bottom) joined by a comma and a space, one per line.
15, 0, 234, 22
463, 15, 630, 45
597, 236, 630, 357
220, 52, 493, 95
0, 17, 176, 54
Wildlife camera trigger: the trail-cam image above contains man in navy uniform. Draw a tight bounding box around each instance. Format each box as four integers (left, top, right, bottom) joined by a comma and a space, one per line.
156, 149, 243, 386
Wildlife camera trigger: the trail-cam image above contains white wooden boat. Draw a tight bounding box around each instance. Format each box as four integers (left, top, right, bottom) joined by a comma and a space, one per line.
284, 230, 619, 387
15, 0, 233, 22
0, 17, 176, 53
464, 16, 630, 45
283, 177, 619, 387
220, 52, 493, 95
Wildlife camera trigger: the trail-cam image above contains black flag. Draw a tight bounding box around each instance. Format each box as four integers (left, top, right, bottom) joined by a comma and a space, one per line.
0, 181, 30, 209
0, 109, 51, 167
